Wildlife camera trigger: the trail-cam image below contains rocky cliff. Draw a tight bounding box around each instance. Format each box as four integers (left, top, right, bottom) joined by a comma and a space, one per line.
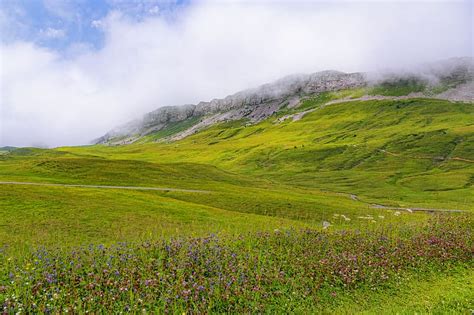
94, 58, 473, 145
94, 71, 366, 144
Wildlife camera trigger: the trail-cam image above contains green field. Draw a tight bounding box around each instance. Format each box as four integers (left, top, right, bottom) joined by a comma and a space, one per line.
1, 96, 473, 312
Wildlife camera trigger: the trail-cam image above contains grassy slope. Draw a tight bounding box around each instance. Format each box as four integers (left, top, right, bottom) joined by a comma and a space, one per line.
0, 184, 319, 249
1, 95, 473, 311
368, 77, 427, 96
327, 265, 474, 314
59, 98, 473, 209
0, 157, 421, 247
0, 98, 472, 245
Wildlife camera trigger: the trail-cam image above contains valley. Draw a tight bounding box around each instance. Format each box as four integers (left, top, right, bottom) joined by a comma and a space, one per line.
1, 67, 473, 313
2, 0, 473, 311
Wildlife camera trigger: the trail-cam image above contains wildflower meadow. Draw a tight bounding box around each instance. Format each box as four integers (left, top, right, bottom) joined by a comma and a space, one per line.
1, 214, 472, 313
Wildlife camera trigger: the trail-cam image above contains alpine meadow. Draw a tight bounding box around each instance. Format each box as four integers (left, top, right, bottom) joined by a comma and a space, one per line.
0, 1, 473, 313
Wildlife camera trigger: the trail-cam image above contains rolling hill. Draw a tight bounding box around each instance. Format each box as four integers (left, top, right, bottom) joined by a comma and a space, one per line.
0, 58, 473, 313
1, 89, 472, 247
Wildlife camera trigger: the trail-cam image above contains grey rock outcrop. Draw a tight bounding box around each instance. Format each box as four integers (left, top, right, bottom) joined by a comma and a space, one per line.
94, 71, 366, 144
94, 57, 473, 145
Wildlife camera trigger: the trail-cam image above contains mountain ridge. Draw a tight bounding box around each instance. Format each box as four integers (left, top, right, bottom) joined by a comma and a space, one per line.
94, 57, 473, 145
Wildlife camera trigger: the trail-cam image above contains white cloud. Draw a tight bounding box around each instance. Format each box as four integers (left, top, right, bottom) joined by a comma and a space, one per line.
0, 1, 472, 147
106, 0, 178, 18
148, 6, 160, 15
39, 27, 67, 39
91, 19, 105, 29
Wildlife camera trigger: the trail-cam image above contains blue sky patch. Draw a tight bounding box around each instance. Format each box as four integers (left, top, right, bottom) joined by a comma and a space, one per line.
1, 0, 188, 51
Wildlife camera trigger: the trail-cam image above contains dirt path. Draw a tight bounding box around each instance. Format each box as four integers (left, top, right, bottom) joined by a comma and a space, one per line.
370, 204, 466, 213
451, 157, 474, 163
0, 181, 210, 193
1, 181, 467, 212
341, 192, 467, 213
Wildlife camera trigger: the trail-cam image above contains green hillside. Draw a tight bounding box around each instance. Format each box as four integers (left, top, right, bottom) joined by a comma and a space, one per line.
64, 98, 474, 208
1, 95, 473, 312
1, 97, 473, 246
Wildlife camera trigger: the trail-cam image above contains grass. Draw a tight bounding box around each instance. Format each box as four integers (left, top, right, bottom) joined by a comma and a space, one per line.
1, 215, 472, 313
367, 74, 472, 97
0, 184, 319, 249
368, 77, 427, 96
328, 264, 474, 314
0, 93, 473, 312
1, 98, 471, 242
0, 174, 426, 248
49, 98, 473, 210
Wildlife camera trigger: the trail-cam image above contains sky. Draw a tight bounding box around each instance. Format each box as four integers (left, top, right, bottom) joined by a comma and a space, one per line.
0, 0, 472, 147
